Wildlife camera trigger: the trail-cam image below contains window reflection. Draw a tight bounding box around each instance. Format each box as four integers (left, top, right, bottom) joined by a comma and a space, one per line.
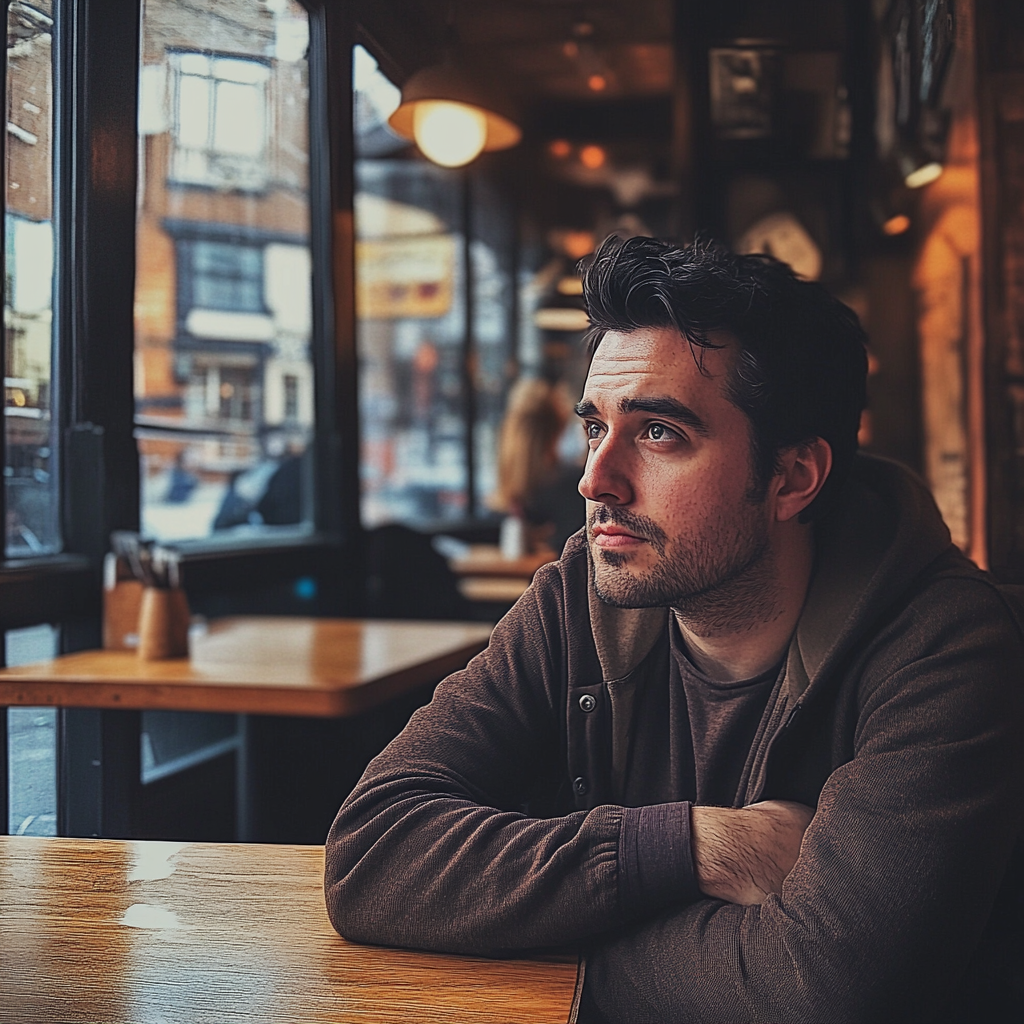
135, 0, 314, 543
353, 46, 516, 528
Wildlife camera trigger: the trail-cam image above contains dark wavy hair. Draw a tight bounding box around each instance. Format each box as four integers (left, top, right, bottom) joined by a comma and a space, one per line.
579, 235, 868, 522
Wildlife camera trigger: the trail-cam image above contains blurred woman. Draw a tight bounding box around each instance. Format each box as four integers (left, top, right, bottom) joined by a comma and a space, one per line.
492, 378, 585, 556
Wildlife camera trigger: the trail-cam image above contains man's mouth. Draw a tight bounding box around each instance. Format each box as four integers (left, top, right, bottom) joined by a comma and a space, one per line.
589, 524, 647, 549
587, 506, 668, 556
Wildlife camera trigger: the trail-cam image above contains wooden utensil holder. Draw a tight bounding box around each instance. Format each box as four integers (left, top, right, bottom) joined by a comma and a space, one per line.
137, 586, 191, 660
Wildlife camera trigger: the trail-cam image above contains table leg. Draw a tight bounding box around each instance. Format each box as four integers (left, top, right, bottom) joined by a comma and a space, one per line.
58, 708, 141, 838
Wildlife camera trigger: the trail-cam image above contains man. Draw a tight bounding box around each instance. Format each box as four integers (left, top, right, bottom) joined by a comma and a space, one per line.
325, 236, 1024, 1022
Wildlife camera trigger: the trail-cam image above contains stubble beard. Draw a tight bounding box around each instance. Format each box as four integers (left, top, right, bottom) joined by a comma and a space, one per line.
589, 501, 782, 637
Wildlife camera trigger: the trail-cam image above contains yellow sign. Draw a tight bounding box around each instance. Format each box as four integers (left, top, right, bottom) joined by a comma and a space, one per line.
356, 234, 455, 319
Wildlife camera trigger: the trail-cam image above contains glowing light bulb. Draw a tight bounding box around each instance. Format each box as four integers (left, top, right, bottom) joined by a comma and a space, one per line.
904, 161, 943, 189
882, 214, 911, 236
412, 100, 488, 168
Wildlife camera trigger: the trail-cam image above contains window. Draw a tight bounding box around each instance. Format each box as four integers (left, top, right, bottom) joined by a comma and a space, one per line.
185, 239, 265, 315
136, 0, 316, 543
4, 0, 58, 556
283, 374, 299, 420
169, 52, 270, 191
353, 46, 518, 528
3, 0, 350, 842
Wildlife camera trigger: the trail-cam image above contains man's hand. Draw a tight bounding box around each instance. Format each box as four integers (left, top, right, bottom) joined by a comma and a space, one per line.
691, 800, 815, 905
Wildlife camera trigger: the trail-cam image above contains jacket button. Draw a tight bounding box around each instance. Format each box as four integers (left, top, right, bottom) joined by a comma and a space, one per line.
578, 694, 596, 712
573, 776, 588, 796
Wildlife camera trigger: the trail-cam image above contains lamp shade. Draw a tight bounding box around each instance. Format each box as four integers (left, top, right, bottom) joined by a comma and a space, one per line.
388, 63, 521, 167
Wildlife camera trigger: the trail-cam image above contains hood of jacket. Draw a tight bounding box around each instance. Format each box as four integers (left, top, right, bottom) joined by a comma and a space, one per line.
584, 452, 956, 702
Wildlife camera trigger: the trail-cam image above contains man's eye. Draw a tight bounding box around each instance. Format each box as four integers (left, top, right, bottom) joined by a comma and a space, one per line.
585, 422, 603, 440
647, 423, 675, 441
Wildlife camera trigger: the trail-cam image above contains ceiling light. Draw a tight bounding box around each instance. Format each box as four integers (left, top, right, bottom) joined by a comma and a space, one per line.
898, 140, 944, 190
587, 74, 607, 92
579, 145, 605, 170
548, 138, 572, 159
388, 63, 521, 169
903, 161, 943, 189
412, 101, 487, 168
882, 214, 911, 236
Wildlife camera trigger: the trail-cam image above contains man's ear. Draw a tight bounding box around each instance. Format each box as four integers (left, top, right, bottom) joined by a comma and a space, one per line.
772, 438, 832, 522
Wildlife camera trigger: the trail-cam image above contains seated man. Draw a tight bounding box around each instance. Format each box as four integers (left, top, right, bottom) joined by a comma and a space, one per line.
325, 236, 1024, 1022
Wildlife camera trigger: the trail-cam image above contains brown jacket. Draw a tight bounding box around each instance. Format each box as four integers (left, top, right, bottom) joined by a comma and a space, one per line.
325, 455, 1024, 1022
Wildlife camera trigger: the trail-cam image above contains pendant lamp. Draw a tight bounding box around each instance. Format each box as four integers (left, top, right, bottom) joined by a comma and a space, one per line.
388, 63, 521, 168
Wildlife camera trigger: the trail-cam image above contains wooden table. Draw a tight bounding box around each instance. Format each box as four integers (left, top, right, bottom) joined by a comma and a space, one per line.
0, 836, 578, 1024
0, 618, 493, 841
449, 545, 557, 606
0, 617, 494, 717
450, 544, 557, 579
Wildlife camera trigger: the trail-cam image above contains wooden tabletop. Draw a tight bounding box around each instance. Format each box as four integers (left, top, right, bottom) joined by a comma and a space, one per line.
450, 544, 557, 579
0, 836, 578, 1024
0, 617, 493, 717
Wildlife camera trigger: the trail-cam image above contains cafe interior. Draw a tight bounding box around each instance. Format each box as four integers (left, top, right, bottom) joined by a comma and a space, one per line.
2, 0, 1023, 1019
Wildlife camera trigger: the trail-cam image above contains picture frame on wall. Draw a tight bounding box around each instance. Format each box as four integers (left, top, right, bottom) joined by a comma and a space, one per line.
709, 47, 780, 139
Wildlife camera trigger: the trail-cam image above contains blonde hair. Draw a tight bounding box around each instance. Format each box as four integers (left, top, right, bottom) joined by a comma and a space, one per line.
492, 378, 569, 513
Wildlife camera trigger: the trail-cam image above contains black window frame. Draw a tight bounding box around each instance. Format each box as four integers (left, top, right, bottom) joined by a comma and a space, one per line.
1, 0, 362, 837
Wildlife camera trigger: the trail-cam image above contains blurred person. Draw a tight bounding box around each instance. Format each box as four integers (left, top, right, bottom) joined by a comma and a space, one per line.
491, 377, 585, 555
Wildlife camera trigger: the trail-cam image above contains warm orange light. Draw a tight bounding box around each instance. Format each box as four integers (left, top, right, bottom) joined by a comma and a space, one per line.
562, 41, 579, 59
562, 231, 596, 260
579, 144, 606, 169
548, 138, 572, 159
882, 214, 911, 236
587, 74, 607, 92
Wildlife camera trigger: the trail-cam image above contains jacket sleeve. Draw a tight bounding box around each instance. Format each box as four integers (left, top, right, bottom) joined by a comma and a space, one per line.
324, 562, 697, 956
579, 579, 1024, 1023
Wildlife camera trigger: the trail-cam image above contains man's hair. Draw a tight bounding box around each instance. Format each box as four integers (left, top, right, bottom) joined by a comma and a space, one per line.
579, 235, 869, 522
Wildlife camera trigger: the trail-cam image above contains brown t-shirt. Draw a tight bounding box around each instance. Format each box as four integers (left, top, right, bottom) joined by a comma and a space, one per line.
613, 618, 781, 809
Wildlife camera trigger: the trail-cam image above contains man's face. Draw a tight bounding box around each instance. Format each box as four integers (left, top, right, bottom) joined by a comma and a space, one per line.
577, 327, 775, 610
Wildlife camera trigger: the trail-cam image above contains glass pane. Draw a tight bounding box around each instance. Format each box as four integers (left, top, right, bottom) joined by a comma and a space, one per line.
5, 0, 60, 556
6, 624, 59, 836
213, 80, 263, 157
176, 74, 210, 149
354, 49, 472, 526
136, 0, 314, 543
355, 158, 467, 526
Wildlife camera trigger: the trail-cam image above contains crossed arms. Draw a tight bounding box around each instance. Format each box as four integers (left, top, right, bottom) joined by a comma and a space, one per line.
325, 575, 1024, 1022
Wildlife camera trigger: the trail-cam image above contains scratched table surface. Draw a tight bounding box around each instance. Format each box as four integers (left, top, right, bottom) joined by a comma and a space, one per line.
0, 836, 578, 1024
0, 617, 494, 717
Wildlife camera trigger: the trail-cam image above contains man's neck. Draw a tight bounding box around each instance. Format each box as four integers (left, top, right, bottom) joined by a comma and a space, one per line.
673, 523, 814, 682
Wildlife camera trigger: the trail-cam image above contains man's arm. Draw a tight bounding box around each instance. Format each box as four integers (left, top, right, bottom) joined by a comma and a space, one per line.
692, 801, 815, 905
578, 579, 1024, 1023
325, 565, 699, 955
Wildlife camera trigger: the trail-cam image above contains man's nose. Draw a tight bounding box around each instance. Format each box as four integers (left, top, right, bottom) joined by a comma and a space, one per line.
579, 436, 633, 506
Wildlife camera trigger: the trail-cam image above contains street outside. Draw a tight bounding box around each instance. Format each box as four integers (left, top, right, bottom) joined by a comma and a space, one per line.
6, 624, 58, 836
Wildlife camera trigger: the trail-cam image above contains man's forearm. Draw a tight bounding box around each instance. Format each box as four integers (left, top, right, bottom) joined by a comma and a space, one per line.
690, 800, 814, 905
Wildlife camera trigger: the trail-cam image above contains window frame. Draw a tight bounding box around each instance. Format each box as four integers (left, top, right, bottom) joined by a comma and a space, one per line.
1, 0, 362, 837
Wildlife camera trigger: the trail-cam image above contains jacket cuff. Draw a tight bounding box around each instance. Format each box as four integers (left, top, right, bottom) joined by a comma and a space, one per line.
618, 802, 700, 914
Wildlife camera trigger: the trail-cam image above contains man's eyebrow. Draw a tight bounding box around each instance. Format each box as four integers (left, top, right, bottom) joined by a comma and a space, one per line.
574, 400, 598, 418
618, 396, 711, 436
